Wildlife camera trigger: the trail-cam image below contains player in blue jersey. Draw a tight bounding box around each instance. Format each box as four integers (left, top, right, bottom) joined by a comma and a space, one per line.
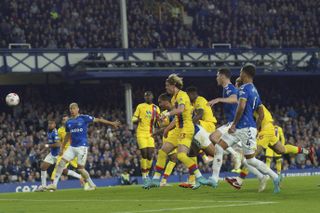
47, 103, 120, 191
207, 68, 242, 178
210, 64, 281, 193
36, 119, 83, 192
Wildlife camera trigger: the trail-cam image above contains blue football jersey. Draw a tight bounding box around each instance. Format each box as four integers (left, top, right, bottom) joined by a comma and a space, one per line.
65, 114, 94, 147
222, 83, 238, 122
237, 83, 262, 129
47, 129, 60, 156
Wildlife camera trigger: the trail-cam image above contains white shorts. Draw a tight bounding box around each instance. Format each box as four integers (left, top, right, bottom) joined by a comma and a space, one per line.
217, 122, 232, 135
221, 127, 257, 155
44, 153, 58, 164
193, 125, 212, 149
63, 146, 88, 166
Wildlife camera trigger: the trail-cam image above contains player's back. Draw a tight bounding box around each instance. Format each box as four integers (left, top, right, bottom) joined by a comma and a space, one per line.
222, 83, 238, 122
254, 105, 274, 129
171, 90, 193, 128
237, 83, 261, 129
134, 103, 159, 134
194, 96, 217, 124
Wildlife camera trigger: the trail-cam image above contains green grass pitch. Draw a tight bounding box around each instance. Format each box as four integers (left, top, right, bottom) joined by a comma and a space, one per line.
0, 176, 319, 213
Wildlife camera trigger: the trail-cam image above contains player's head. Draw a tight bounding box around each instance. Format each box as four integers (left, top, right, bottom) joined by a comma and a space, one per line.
61, 114, 69, 125
69, 102, 79, 117
186, 86, 198, 102
216, 68, 231, 86
144, 91, 153, 104
165, 74, 183, 94
158, 93, 171, 110
240, 63, 256, 82
48, 119, 56, 130
235, 77, 243, 88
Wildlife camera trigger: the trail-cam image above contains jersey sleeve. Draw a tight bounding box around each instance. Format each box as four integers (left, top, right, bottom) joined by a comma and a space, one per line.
229, 85, 238, 96
132, 104, 140, 120
83, 115, 95, 124
53, 130, 60, 143
238, 86, 248, 100
65, 122, 70, 133
195, 97, 206, 110
177, 93, 187, 106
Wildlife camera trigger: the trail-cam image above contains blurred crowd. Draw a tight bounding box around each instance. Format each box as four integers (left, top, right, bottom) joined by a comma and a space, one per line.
0, 0, 319, 48
0, 77, 319, 184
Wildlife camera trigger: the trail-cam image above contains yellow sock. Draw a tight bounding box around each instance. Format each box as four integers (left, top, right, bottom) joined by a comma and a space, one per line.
146, 159, 153, 172
198, 150, 208, 162
154, 150, 168, 179
284, 144, 300, 154
163, 161, 176, 179
239, 167, 249, 179
177, 152, 201, 178
140, 158, 148, 178
266, 157, 272, 168
276, 158, 282, 174
188, 175, 196, 184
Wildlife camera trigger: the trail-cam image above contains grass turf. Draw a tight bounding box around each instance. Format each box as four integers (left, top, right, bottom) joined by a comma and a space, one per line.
0, 176, 319, 213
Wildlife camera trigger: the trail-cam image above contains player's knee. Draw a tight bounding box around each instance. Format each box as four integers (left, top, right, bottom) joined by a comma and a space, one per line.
274, 148, 285, 155
209, 133, 218, 144
40, 163, 47, 171
169, 154, 177, 163
177, 152, 187, 161
58, 159, 67, 168
62, 168, 69, 175
140, 149, 148, 158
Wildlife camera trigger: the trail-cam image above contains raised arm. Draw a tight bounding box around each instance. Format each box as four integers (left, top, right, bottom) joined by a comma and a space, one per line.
207, 94, 238, 106
94, 118, 121, 128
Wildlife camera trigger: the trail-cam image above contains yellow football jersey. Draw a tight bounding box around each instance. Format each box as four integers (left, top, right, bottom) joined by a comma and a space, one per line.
254, 105, 274, 130
132, 103, 160, 134
171, 90, 193, 129
193, 96, 217, 124
58, 126, 70, 151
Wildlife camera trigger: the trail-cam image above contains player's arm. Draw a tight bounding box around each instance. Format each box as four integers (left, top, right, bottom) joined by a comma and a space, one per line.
279, 128, 285, 144
94, 118, 121, 128
132, 105, 141, 124
163, 118, 176, 138
255, 105, 264, 131
192, 108, 204, 124
208, 94, 238, 106
229, 98, 246, 133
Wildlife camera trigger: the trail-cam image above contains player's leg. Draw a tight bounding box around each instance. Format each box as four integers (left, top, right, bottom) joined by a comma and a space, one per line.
137, 135, 150, 180
74, 146, 95, 190
146, 137, 155, 177
241, 128, 280, 193
275, 157, 282, 175
144, 142, 175, 189
36, 154, 54, 191
161, 152, 177, 186
210, 125, 241, 170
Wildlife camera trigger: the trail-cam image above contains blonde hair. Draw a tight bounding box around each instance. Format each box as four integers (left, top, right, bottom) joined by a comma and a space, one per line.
166, 74, 183, 89
69, 102, 79, 108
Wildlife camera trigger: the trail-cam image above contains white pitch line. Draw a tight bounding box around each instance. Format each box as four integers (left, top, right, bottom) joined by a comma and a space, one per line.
115, 202, 278, 213
0, 199, 274, 203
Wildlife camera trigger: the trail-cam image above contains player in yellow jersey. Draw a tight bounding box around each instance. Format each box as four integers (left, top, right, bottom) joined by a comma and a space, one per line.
155, 93, 178, 186
51, 114, 84, 185
144, 74, 210, 190
175, 86, 217, 188
132, 91, 160, 183
265, 125, 285, 174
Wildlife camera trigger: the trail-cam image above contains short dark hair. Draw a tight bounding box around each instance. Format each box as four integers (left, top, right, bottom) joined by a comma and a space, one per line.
186, 86, 198, 93
218, 67, 231, 79
242, 64, 256, 78
158, 93, 171, 101
144, 91, 153, 96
